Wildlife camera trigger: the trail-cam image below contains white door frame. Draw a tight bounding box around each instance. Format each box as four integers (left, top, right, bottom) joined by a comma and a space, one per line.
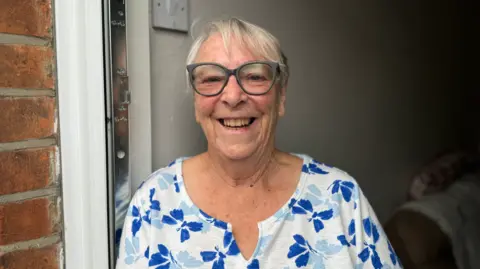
56, 0, 153, 268
55, 1, 109, 268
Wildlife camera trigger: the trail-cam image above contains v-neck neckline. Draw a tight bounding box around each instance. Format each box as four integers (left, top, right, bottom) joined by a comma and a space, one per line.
174, 153, 310, 262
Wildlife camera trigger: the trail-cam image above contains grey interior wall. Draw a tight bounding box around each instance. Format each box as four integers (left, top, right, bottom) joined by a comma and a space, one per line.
149, 1, 466, 222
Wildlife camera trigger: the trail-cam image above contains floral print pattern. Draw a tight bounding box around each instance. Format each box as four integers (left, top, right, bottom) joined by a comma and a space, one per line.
116, 154, 403, 268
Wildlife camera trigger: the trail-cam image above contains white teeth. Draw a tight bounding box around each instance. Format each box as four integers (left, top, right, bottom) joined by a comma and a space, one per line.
223, 118, 250, 127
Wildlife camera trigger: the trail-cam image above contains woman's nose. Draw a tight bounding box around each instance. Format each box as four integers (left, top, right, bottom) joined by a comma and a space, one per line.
220, 75, 247, 107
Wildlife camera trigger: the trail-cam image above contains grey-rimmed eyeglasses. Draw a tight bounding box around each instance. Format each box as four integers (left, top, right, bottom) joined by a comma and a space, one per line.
186, 61, 281, 97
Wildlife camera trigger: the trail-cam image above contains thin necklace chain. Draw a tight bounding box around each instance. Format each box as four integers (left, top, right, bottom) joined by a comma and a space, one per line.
209, 153, 275, 188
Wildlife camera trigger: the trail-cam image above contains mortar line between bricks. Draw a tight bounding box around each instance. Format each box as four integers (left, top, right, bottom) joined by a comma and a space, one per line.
0, 187, 58, 204
0, 138, 56, 152
0, 33, 50, 46
0, 234, 60, 253
0, 88, 55, 97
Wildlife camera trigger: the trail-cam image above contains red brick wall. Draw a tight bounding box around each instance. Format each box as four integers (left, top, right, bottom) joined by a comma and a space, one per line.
0, 0, 62, 268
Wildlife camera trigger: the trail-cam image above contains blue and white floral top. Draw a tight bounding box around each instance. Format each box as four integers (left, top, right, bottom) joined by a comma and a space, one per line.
116, 154, 402, 269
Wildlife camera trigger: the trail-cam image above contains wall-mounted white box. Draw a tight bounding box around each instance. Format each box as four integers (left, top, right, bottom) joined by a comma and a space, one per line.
152, 0, 189, 32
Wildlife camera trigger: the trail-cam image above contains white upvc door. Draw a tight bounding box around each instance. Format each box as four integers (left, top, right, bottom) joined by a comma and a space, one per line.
56, 0, 152, 268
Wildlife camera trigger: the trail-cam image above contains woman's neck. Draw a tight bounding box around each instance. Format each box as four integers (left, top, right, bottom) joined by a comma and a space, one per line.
204, 147, 278, 188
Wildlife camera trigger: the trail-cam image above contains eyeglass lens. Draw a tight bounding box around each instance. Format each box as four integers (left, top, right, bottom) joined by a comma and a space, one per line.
191, 63, 275, 95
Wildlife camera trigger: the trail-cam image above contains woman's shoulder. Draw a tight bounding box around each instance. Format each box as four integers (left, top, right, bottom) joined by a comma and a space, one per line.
298, 153, 359, 192
295, 153, 368, 216
132, 157, 187, 202
291, 155, 402, 268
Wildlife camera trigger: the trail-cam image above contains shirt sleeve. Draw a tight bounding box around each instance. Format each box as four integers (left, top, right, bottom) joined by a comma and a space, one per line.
346, 183, 404, 269
115, 187, 151, 269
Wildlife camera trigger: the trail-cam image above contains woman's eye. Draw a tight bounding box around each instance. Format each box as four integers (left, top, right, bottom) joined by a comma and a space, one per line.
202, 76, 223, 83
247, 74, 266, 81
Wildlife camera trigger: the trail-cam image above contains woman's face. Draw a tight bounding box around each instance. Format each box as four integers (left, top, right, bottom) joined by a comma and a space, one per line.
193, 33, 286, 160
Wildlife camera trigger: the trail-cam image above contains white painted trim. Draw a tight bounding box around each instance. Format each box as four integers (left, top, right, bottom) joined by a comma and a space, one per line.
55, 0, 109, 268
126, 0, 153, 190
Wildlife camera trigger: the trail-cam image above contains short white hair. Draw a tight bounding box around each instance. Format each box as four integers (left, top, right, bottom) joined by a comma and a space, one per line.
186, 17, 289, 87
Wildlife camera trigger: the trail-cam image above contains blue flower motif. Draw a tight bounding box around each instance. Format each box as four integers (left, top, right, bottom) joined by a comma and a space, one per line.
176, 251, 204, 268
145, 246, 150, 259
313, 159, 332, 168
200, 249, 225, 269
303, 184, 343, 219
131, 205, 142, 236
149, 188, 161, 211
140, 188, 161, 226
199, 210, 228, 230
363, 217, 380, 243
272, 198, 296, 222
309, 209, 333, 232
124, 236, 141, 264
328, 180, 355, 202
200, 230, 240, 269
337, 219, 357, 247
149, 244, 181, 269
173, 175, 180, 193
304, 184, 323, 206
142, 210, 152, 225
312, 240, 343, 268
156, 173, 182, 193
288, 234, 342, 268
146, 247, 204, 268
357, 218, 383, 268
287, 235, 314, 267
291, 199, 313, 215
340, 217, 383, 269
162, 209, 203, 243
179, 201, 199, 216
247, 259, 260, 269
222, 231, 240, 256
152, 201, 196, 231
290, 199, 334, 233
288, 198, 297, 208
302, 160, 329, 175
358, 244, 382, 269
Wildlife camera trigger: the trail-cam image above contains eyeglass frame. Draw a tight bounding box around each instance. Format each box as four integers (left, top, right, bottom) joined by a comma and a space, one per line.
186, 60, 282, 97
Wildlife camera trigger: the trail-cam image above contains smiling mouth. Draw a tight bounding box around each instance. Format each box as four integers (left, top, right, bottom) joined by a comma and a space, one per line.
218, 118, 256, 128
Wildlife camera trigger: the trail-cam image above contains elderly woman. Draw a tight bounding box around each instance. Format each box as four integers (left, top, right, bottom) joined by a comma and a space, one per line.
116, 18, 402, 269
